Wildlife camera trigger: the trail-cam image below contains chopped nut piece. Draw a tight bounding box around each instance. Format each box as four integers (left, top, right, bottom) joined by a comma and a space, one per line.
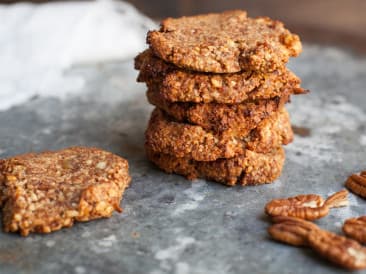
308, 230, 366, 270
264, 190, 349, 220
210, 77, 222, 88
96, 161, 107, 169
343, 216, 366, 244
345, 171, 366, 198
0, 147, 131, 236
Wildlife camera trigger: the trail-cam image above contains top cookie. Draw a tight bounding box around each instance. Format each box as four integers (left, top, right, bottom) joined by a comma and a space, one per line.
147, 10, 301, 73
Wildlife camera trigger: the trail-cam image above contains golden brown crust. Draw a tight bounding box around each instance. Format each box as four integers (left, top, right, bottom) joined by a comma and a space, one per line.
147, 10, 301, 73
146, 108, 293, 161
146, 145, 285, 186
0, 147, 131, 236
147, 89, 292, 137
135, 50, 306, 104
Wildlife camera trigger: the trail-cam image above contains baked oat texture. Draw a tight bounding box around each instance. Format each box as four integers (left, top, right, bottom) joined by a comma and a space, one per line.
0, 147, 131, 236
147, 89, 291, 137
147, 10, 301, 73
146, 145, 285, 186
135, 49, 306, 104
146, 108, 293, 161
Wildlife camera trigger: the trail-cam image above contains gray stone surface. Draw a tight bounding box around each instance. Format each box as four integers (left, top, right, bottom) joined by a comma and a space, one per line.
1, 45, 366, 274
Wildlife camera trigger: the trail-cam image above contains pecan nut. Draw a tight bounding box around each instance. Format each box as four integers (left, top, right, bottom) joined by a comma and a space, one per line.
264, 190, 349, 220
308, 230, 366, 270
268, 217, 366, 270
268, 216, 318, 246
345, 171, 366, 198
343, 216, 366, 244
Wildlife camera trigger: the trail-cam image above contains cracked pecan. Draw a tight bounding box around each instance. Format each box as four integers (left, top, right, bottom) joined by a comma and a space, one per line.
264, 190, 349, 220
343, 216, 366, 244
268, 216, 318, 246
308, 230, 366, 270
345, 171, 366, 198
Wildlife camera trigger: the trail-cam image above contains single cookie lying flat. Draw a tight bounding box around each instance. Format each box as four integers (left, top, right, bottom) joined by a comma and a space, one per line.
135, 49, 306, 104
146, 145, 285, 186
0, 147, 131, 236
146, 108, 293, 161
147, 10, 301, 73
147, 89, 291, 137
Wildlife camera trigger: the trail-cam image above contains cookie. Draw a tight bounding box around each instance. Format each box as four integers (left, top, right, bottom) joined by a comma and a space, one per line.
147, 10, 301, 73
147, 89, 291, 137
0, 147, 131, 236
0, 171, 5, 207
146, 145, 285, 186
135, 49, 306, 104
146, 108, 293, 161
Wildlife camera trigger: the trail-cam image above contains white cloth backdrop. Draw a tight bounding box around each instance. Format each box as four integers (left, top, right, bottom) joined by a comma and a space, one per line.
0, 0, 156, 110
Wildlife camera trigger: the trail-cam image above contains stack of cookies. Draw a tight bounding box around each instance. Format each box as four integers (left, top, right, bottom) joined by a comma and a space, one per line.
135, 10, 307, 186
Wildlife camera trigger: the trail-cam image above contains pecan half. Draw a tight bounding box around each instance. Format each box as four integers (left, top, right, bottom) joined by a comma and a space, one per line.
264, 190, 349, 220
268, 217, 366, 270
345, 171, 366, 198
268, 216, 319, 246
308, 230, 366, 270
343, 216, 366, 244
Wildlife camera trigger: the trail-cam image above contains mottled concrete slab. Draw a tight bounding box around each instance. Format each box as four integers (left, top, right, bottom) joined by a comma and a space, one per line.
0, 45, 366, 274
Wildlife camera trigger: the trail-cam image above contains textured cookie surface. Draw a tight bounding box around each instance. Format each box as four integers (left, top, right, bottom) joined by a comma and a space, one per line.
0, 171, 5, 207
147, 89, 291, 137
0, 147, 131, 236
146, 108, 293, 161
147, 10, 301, 73
135, 50, 305, 104
146, 146, 285, 186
